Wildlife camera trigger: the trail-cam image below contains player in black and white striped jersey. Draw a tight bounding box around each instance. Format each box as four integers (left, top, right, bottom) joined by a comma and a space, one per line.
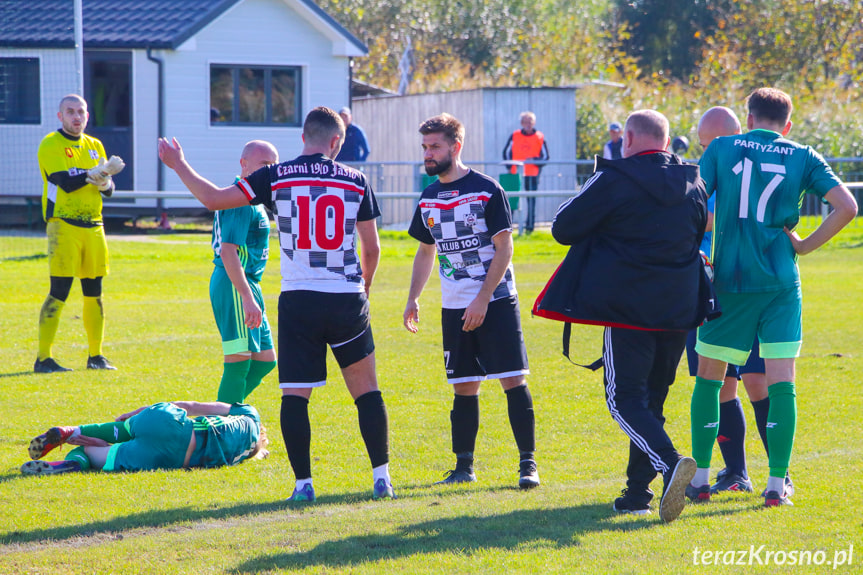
158, 107, 393, 502
404, 113, 539, 489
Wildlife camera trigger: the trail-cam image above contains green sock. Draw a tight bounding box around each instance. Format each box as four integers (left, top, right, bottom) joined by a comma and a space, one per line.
65, 446, 92, 471
217, 360, 251, 404
690, 376, 724, 468
244, 360, 276, 400
767, 381, 797, 477
79, 421, 132, 443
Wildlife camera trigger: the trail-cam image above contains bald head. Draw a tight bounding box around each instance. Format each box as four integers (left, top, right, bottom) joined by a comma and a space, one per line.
622, 109, 670, 158
240, 140, 278, 178
697, 107, 741, 148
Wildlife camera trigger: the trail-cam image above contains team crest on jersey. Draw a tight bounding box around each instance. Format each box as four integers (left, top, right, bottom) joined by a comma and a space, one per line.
89, 150, 99, 160
427, 216, 435, 228
437, 190, 459, 199
463, 213, 478, 227
65, 148, 73, 158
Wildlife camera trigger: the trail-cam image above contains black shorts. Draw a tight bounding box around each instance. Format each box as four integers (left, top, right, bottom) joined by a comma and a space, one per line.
278, 290, 375, 387
441, 295, 530, 384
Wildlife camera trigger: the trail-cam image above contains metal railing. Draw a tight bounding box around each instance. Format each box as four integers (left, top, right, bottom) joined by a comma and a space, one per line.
345, 159, 863, 230
3, 159, 860, 230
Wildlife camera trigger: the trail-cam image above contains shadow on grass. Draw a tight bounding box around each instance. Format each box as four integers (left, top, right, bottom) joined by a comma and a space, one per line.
229, 503, 747, 573
0, 487, 452, 545
0, 253, 46, 263
0, 371, 37, 379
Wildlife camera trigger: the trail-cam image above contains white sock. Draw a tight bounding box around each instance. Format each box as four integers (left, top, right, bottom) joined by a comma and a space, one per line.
70, 427, 82, 438
372, 463, 390, 483
766, 475, 785, 495
295, 478, 313, 491
692, 467, 710, 487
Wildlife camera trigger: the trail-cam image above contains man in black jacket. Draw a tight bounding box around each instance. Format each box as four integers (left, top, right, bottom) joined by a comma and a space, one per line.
534, 109, 711, 523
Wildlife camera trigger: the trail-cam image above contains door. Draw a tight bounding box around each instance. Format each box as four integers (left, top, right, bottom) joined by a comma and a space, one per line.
84, 51, 133, 190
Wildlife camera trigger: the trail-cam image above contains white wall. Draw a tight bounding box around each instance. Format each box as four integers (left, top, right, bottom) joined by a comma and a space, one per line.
133, 49, 160, 192
0, 48, 79, 197
159, 0, 351, 192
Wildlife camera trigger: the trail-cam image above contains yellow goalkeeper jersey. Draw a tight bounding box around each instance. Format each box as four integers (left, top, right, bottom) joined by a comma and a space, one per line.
38, 129, 108, 224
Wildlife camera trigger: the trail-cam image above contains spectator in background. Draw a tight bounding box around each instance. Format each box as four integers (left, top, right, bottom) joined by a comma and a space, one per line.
502, 111, 550, 234
336, 107, 370, 162
603, 122, 623, 160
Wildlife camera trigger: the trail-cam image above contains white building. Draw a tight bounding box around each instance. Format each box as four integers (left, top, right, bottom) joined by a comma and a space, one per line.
0, 0, 366, 221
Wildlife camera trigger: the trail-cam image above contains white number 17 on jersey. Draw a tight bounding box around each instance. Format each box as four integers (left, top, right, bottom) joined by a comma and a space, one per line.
732, 158, 786, 222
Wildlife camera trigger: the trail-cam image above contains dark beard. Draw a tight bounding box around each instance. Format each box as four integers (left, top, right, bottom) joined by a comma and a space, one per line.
424, 156, 452, 177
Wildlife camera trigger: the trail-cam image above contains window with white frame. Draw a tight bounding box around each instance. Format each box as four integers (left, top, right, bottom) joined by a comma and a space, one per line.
210, 64, 301, 126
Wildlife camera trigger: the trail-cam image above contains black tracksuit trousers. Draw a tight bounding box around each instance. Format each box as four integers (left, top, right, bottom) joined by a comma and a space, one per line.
602, 326, 687, 494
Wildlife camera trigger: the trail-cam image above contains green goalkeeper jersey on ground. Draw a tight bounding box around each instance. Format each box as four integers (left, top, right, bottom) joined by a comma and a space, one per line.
212, 202, 270, 283
188, 403, 261, 468
699, 129, 843, 293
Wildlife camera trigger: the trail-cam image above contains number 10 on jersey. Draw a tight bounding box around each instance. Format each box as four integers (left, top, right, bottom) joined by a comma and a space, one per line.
296, 195, 346, 250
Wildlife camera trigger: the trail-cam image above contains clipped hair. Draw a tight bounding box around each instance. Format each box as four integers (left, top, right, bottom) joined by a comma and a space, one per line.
58, 94, 86, 111
418, 113, 464, 145
520, 111, 536, 123
747, 87, 793, 126
304, 106, 345, 146
625, 109, 669, 143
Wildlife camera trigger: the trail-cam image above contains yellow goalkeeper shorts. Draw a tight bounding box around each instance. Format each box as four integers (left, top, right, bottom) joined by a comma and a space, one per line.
47, 219, 109, 278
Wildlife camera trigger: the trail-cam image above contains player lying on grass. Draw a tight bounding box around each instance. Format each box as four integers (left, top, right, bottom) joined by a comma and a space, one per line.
22, 401, 267, 475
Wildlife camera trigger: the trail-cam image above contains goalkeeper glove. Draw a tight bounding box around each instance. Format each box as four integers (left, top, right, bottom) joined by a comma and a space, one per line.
87, 156, 124, 196
87, 155, 125, 179
86, 172, 114, 196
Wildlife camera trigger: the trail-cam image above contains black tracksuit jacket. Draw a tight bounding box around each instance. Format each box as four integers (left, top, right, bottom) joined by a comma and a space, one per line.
533, 151, 715, 331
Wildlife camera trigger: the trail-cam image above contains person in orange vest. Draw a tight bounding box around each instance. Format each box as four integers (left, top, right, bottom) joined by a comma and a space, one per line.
502, 111, 549, 234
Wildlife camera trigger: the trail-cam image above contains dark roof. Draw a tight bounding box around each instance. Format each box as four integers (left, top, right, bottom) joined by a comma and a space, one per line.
0, 0, 366, 53
352, 78, 397, 98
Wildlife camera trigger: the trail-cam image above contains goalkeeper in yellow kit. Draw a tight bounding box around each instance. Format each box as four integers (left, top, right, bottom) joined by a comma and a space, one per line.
35, 94, 125, 373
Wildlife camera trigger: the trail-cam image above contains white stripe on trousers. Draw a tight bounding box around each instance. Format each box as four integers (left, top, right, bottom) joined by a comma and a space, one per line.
602, 327, 670, 474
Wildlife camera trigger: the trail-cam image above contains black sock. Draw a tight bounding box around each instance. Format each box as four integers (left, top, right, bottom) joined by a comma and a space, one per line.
355, 390, 390, 468
751, 397, 771, 456
505, 384, 536, 457
717, 398, 747, 478
280, 395, 312, 480
451, 394, 479, 456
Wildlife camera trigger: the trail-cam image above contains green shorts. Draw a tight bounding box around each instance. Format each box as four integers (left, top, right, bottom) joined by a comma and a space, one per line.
209, 267, 273, 356
696, 286, 802, 365
103, 403, 194, 472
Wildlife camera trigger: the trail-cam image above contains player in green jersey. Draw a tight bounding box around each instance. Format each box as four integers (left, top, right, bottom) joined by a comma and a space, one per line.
689, 88, 858, 507
22, 401, 267, 475
211, 141, 279, 403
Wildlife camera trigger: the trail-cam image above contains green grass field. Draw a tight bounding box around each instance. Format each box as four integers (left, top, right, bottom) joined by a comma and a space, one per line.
1, 221, 861, 574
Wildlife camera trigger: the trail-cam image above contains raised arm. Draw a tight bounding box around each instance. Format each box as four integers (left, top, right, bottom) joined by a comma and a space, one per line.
157, 137, 249, 211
